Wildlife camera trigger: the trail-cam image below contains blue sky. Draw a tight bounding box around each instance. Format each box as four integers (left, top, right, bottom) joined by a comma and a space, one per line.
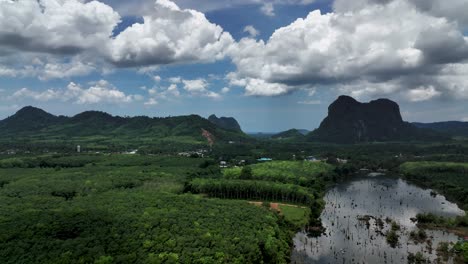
0, 0, 467, 132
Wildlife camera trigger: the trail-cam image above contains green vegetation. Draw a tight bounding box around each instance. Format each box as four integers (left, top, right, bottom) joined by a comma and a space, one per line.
279, 205, 311, 229
222, 161, 335, 188
188, 161, 336, 229
0, 107, 250, 153
409, 229, 428, 244
187, 179, 315, 205
407, 252, 428, 264
385, 229, 399, 248
0, 154, 293, 263
2, 131, 468, 263
453, 242, 468, 263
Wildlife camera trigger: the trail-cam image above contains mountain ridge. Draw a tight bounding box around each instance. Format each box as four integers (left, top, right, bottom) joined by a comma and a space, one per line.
0, 107, 249, 149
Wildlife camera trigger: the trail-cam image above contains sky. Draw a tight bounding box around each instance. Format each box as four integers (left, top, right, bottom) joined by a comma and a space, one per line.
0, 0, 467, 132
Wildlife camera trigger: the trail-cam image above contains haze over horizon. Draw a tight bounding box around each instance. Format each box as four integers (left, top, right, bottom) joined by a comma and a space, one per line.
1, 0, 467, 131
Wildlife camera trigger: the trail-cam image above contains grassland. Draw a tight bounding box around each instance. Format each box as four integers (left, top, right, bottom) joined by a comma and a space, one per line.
222, 161, 335, 188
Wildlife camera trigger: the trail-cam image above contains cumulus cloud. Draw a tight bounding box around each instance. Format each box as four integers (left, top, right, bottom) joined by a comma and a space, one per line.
227, 0, 468, 99
0, 0, 235, 78
333, 0, 468, 28
0, 0, 120, 55
169, 77, 182, 84
243, 25, 260, 38
144, 98, 158, 106
11, 88, 62, 102
260, 3, 275, 16
0, 66, 18, 77
147, 83, 181, 100
2, 0, 468, 105
167, 84, 181, 97
405, 86, 441, 102
39, 59, 96, 80
10, 80, 140, 104
153, 75, 162, 82
107, 0, 234, 67
182, 78, 221, 99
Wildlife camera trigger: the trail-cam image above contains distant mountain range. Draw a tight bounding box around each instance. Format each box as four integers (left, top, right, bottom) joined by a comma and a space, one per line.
1, 99, 464, 148
306, 96, 446, 143
0, 106, 248, 149
413, 121, 468, 138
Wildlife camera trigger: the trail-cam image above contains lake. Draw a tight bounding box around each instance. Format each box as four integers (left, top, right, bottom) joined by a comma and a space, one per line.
291, 175, 465, 263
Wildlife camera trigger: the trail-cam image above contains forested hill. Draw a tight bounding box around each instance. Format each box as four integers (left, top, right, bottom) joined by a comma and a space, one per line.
308, 96, 446, 144
0, 106, 249, 150
272, 129, 306, 140
208, 114, 242, 132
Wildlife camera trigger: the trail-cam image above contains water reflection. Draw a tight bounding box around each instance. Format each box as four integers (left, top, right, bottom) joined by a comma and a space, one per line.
292, 175, 465, 264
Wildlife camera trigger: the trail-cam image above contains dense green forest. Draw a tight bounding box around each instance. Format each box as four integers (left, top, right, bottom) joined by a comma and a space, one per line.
187, 179, 315, 205
2, 140, 468, 263
0, 155, 294, 264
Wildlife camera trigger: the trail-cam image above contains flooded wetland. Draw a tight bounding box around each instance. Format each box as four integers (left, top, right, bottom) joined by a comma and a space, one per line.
292, 175, 465, 264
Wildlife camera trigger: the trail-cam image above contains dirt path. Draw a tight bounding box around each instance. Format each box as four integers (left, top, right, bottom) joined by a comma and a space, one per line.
248, 201, 307, 214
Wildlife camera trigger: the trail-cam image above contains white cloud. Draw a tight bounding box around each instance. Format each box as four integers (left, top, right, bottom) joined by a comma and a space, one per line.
181, 78, 221, 99
153, 75, 162, 82
243, 25, 260, 38
0, 66, 18, 77
221, 87, 230, 94
337, 81, 401, 100
1, 0, 468, 105
39, 59, 96, 80
405, 86, 441, 102
183, 79, 209, 93
137, 65, 161, 74
11, 88, 62, 102
205, 91, 221, 99
227, 0, 468, 99
260, 3, 275, 16
107, 0, 234, 67
167, 84, 181, 97
169, 77, 182, 83
67, 80, 139, 104
228, 75, 294, 96
333, 0, 468, 28
0, 0, 236, 77
298, 100, 321, 105
10, 80, 140, 105
145, 83, 181, 103
0, 0, 120, 55
144, 98, 158, 106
